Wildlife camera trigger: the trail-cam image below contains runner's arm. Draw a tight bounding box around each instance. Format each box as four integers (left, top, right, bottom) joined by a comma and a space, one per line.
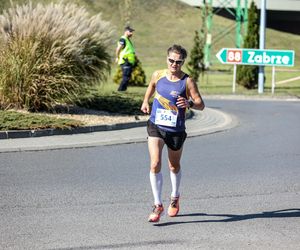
140, 71, 158, 114
186, 77, 205, 110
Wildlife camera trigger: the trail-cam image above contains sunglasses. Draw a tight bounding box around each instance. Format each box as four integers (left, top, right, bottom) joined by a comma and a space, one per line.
168, 58, 184, 65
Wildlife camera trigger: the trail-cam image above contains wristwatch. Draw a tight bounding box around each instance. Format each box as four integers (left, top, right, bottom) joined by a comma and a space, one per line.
188, 100, 194, 108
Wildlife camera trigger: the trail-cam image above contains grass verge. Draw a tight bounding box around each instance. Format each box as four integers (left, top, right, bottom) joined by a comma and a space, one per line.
0, 110, 83, 131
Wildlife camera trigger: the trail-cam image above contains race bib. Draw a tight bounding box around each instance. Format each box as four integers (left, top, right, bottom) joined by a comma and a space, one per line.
155, 108, 177, 127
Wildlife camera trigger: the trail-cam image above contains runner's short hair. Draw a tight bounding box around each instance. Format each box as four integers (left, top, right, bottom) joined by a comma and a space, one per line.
167, 44, 187, 60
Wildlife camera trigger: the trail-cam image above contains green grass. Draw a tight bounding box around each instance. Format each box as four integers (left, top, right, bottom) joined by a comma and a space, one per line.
0, 110, 83, 130
76, 89, 146, 115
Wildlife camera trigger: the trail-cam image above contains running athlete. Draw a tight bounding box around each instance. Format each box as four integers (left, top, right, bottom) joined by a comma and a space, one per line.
141, 44, 205, 223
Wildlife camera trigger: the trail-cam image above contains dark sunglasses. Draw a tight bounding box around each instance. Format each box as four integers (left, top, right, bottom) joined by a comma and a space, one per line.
168, 58, 184, 65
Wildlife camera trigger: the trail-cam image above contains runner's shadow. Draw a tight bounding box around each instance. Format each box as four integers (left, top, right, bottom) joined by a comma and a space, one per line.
154, 208, 300, 227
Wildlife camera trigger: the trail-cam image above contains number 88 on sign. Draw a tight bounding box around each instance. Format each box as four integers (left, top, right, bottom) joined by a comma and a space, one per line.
227, 49, 242, 63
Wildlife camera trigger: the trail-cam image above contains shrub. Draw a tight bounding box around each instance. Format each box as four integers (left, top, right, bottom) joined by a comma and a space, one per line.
0, 2, 114, 111
187, 30, 205, 83
113, 57, 146, 87
236, 1, 259, 89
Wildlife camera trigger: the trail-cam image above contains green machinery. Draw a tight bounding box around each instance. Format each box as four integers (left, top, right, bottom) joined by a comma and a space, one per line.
202, 0, 249, 67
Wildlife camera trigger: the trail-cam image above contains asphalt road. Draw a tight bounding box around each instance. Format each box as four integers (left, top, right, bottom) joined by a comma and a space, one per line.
1, 99, 300, 250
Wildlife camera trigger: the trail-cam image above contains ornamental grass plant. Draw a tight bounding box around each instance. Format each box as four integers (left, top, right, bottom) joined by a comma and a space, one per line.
0, 1, 114, 112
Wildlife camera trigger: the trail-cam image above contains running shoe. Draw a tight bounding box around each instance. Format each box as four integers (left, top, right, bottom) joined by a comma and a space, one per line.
168, 196, 180, 217
148, 204, 164, 222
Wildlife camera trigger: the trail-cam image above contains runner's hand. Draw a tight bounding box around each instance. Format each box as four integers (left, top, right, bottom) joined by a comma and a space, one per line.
141, 102, 150, 114
176, 96, 189, 108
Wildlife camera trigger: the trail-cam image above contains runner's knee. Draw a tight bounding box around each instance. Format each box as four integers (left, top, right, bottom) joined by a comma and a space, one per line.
150, 160, 161, 173
168, 163, 180, 173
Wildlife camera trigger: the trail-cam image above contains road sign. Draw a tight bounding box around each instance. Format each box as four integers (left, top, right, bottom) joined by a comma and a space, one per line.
216, 48, 295, 67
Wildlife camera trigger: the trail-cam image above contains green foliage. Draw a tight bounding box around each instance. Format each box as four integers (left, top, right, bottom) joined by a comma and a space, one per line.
113, 57, 146, 87
0, 2, 114, 111
237, 1, 260, 89
76, 91, 145, 115
0, 110, 83, 130
187, 30, 205, 83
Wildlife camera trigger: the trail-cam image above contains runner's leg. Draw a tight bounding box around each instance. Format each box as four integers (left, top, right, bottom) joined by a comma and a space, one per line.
148, 136, 164, 205
167, 147, 183, 197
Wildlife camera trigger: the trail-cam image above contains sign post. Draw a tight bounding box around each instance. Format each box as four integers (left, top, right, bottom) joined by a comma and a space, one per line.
216, 48, 295, 93
232, 64, 237, 93
271, 66, 276, 94
258, 0, 267, 94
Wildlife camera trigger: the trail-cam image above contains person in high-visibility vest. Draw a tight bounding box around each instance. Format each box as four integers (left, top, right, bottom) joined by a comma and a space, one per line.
115, 26, 136, 91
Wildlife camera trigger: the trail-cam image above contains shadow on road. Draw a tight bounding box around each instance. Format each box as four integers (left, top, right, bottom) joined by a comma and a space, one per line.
49, 240, 184, 250
154, 208, 300, 227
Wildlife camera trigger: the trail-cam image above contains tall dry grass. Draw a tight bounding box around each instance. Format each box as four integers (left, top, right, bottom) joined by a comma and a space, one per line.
0, 1, 114, 111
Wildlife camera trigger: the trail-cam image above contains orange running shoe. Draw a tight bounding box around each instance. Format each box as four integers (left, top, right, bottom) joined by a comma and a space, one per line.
168, 196, 180, 217
148, 204, 164, 222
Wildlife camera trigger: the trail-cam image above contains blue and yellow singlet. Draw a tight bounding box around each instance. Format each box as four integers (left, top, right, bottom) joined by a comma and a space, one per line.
150, 70, 189, 132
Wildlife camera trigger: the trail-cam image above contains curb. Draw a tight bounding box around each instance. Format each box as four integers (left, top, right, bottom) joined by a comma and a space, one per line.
1, 95, 297, 140
204, 94, 300, 102
0, 121, 148, 140
0, 109, 232, 153
0, 111, 193, 140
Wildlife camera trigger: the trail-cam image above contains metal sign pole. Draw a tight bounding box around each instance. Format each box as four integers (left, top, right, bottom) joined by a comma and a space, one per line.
258, 0, 266, 94
233, 64, 237, 93
271, 66, 276, 94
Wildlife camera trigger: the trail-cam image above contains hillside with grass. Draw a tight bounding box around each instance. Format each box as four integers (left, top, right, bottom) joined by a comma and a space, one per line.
2, 0, 299, 77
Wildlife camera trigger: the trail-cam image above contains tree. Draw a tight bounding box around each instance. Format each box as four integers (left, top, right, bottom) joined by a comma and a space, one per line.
187, 30, 205, 83
237, 1, 260, 89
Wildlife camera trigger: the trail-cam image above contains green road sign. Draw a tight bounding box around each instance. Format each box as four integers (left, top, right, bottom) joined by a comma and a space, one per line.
216, 48, 295, 67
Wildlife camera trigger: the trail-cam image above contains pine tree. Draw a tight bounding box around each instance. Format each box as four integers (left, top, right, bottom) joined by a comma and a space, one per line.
187, 30, 205, 83
237, 1, 260, 89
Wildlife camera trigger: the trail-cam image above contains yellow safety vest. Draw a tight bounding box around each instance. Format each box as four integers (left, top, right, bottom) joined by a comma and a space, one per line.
118, 35, 135, 65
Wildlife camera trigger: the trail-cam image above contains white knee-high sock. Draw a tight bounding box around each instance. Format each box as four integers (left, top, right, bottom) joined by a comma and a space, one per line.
149, 171, 163, 205
170, 170, 181, 198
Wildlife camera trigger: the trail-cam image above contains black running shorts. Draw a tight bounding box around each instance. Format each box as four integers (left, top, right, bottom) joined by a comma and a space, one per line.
147, 120, 187, 151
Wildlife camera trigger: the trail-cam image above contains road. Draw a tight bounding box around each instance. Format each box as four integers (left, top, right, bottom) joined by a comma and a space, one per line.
1, 99, 300, 250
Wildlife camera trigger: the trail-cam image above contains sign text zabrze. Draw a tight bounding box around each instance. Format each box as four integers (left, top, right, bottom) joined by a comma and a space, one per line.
216, 48, 295, 67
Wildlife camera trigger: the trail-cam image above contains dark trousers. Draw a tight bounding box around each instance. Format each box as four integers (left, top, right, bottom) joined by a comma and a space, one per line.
118, 62, 133, 91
